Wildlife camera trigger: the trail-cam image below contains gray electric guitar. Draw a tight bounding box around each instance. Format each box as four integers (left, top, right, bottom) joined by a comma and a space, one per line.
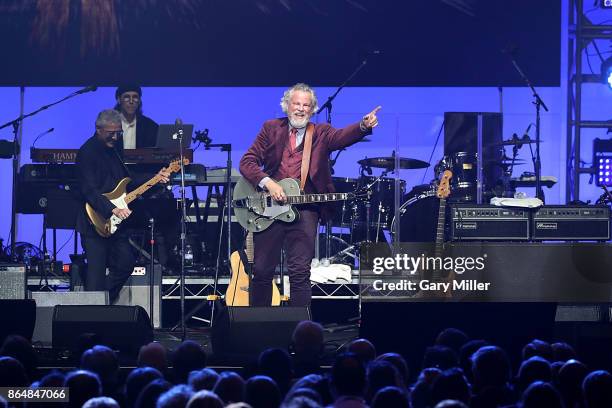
233, 177, 364, 233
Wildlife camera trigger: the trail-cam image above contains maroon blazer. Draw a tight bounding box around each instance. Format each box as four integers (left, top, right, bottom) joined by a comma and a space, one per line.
240, 117, 371, 219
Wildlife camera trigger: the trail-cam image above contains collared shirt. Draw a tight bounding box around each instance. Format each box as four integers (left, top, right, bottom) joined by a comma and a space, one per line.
121, 115, 137, 149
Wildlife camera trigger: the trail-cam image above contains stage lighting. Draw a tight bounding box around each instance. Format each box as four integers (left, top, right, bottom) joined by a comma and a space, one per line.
594, 138, 612, 187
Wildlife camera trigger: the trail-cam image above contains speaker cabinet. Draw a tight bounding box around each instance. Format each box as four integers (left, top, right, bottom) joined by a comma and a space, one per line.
0, 299, 36, 344
212, 306, 310, 360
52, 305, 153, 356
30, 291, 108, 346
116, 265, 162, 328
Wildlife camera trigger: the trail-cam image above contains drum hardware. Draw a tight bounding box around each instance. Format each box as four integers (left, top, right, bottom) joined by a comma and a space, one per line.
488, 135, 543, 147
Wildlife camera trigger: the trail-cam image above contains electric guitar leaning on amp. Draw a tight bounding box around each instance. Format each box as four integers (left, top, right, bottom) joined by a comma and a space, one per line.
85, 158, 189, 237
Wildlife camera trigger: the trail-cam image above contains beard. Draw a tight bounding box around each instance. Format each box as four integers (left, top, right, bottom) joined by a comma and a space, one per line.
288, 113, 310, 129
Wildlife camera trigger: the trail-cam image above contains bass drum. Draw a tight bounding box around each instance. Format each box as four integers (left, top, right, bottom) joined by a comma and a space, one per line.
398, 184, 440, 242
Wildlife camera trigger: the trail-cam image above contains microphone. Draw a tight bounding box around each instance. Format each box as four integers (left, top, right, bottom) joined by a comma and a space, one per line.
31, 127, 54, 148
173, 118, 184, 140
37, 127, 54, 138
522, 123, 533, 138
75, 86, 98, 95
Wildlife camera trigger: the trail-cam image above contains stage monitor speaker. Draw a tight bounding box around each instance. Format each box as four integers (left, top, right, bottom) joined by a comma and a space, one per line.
0, 264, 27, 299
0, 299, 36, 344
30, 291, 108, 346
52, 305, 153, 356
212, 306, 310, 361
116, 265, 162, 329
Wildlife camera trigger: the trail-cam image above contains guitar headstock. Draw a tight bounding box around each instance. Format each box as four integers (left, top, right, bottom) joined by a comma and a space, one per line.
436, 170, 453, 199
596, 185, 612, 205
167, 158, 190, 173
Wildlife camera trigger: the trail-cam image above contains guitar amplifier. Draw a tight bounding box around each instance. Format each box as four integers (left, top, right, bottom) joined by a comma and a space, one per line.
531, 205, 610, 241
0, 264, 27, 299
450, 205, 530, 241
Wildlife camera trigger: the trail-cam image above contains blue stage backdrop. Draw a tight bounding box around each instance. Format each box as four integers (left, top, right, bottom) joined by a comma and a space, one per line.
0, 85, 591, 263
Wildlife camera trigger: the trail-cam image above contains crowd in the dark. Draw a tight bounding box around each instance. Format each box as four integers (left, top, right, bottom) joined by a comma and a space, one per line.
0, 322, 611, 407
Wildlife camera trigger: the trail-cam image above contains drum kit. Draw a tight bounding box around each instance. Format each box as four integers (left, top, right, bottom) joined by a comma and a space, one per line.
326, 135, 542, 259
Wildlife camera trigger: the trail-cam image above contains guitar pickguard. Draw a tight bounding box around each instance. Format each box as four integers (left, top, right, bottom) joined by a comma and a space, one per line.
108, 194, 128, 235
261, 198, 292, 219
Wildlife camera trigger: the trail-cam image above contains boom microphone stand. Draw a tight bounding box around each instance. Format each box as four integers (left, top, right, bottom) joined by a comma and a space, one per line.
504, 49, 548, 201
317, 51, 378, 258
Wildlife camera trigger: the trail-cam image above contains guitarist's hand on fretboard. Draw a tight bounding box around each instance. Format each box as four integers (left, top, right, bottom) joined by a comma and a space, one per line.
157, 168, 171, 183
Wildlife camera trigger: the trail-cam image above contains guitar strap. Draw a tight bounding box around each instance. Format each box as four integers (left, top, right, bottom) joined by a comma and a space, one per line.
300, 123, 314, 190
238, 249, 251, 277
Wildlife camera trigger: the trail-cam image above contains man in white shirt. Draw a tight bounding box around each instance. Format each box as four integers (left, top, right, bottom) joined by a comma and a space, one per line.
114, 85, 159, 149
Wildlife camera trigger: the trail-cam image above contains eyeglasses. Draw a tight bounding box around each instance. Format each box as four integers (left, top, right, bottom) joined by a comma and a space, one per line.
120, 95, 140, 102
103, 130, 123, 138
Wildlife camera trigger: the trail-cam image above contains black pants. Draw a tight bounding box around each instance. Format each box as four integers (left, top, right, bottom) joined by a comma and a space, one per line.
81, 232, 135, 303
251, 209, 318, 307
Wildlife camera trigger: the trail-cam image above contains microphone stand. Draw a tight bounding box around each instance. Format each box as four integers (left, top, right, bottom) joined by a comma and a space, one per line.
505, 52, 549, 201
177, 130, 232, 327
317, 53, 374, 258
175, 126, 188, 341
0, 87, 95, 255
203, 141, 232, 327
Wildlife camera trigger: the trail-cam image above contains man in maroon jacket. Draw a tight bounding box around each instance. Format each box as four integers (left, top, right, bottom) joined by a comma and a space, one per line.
239, 83, 380, 306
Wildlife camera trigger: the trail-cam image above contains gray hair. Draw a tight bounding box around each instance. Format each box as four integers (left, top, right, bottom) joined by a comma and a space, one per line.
82, 397, 120, 408
280, 83, 318, 114
95, 109, 122, 128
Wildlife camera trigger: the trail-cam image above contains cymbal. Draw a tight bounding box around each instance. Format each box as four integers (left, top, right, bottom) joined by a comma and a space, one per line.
358, 156, 430, 170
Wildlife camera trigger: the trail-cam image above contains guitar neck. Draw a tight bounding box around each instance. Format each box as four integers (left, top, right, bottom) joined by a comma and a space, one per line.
125, 174, 163, 205
286, 192, 349, 205
435, 198, 447, 256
